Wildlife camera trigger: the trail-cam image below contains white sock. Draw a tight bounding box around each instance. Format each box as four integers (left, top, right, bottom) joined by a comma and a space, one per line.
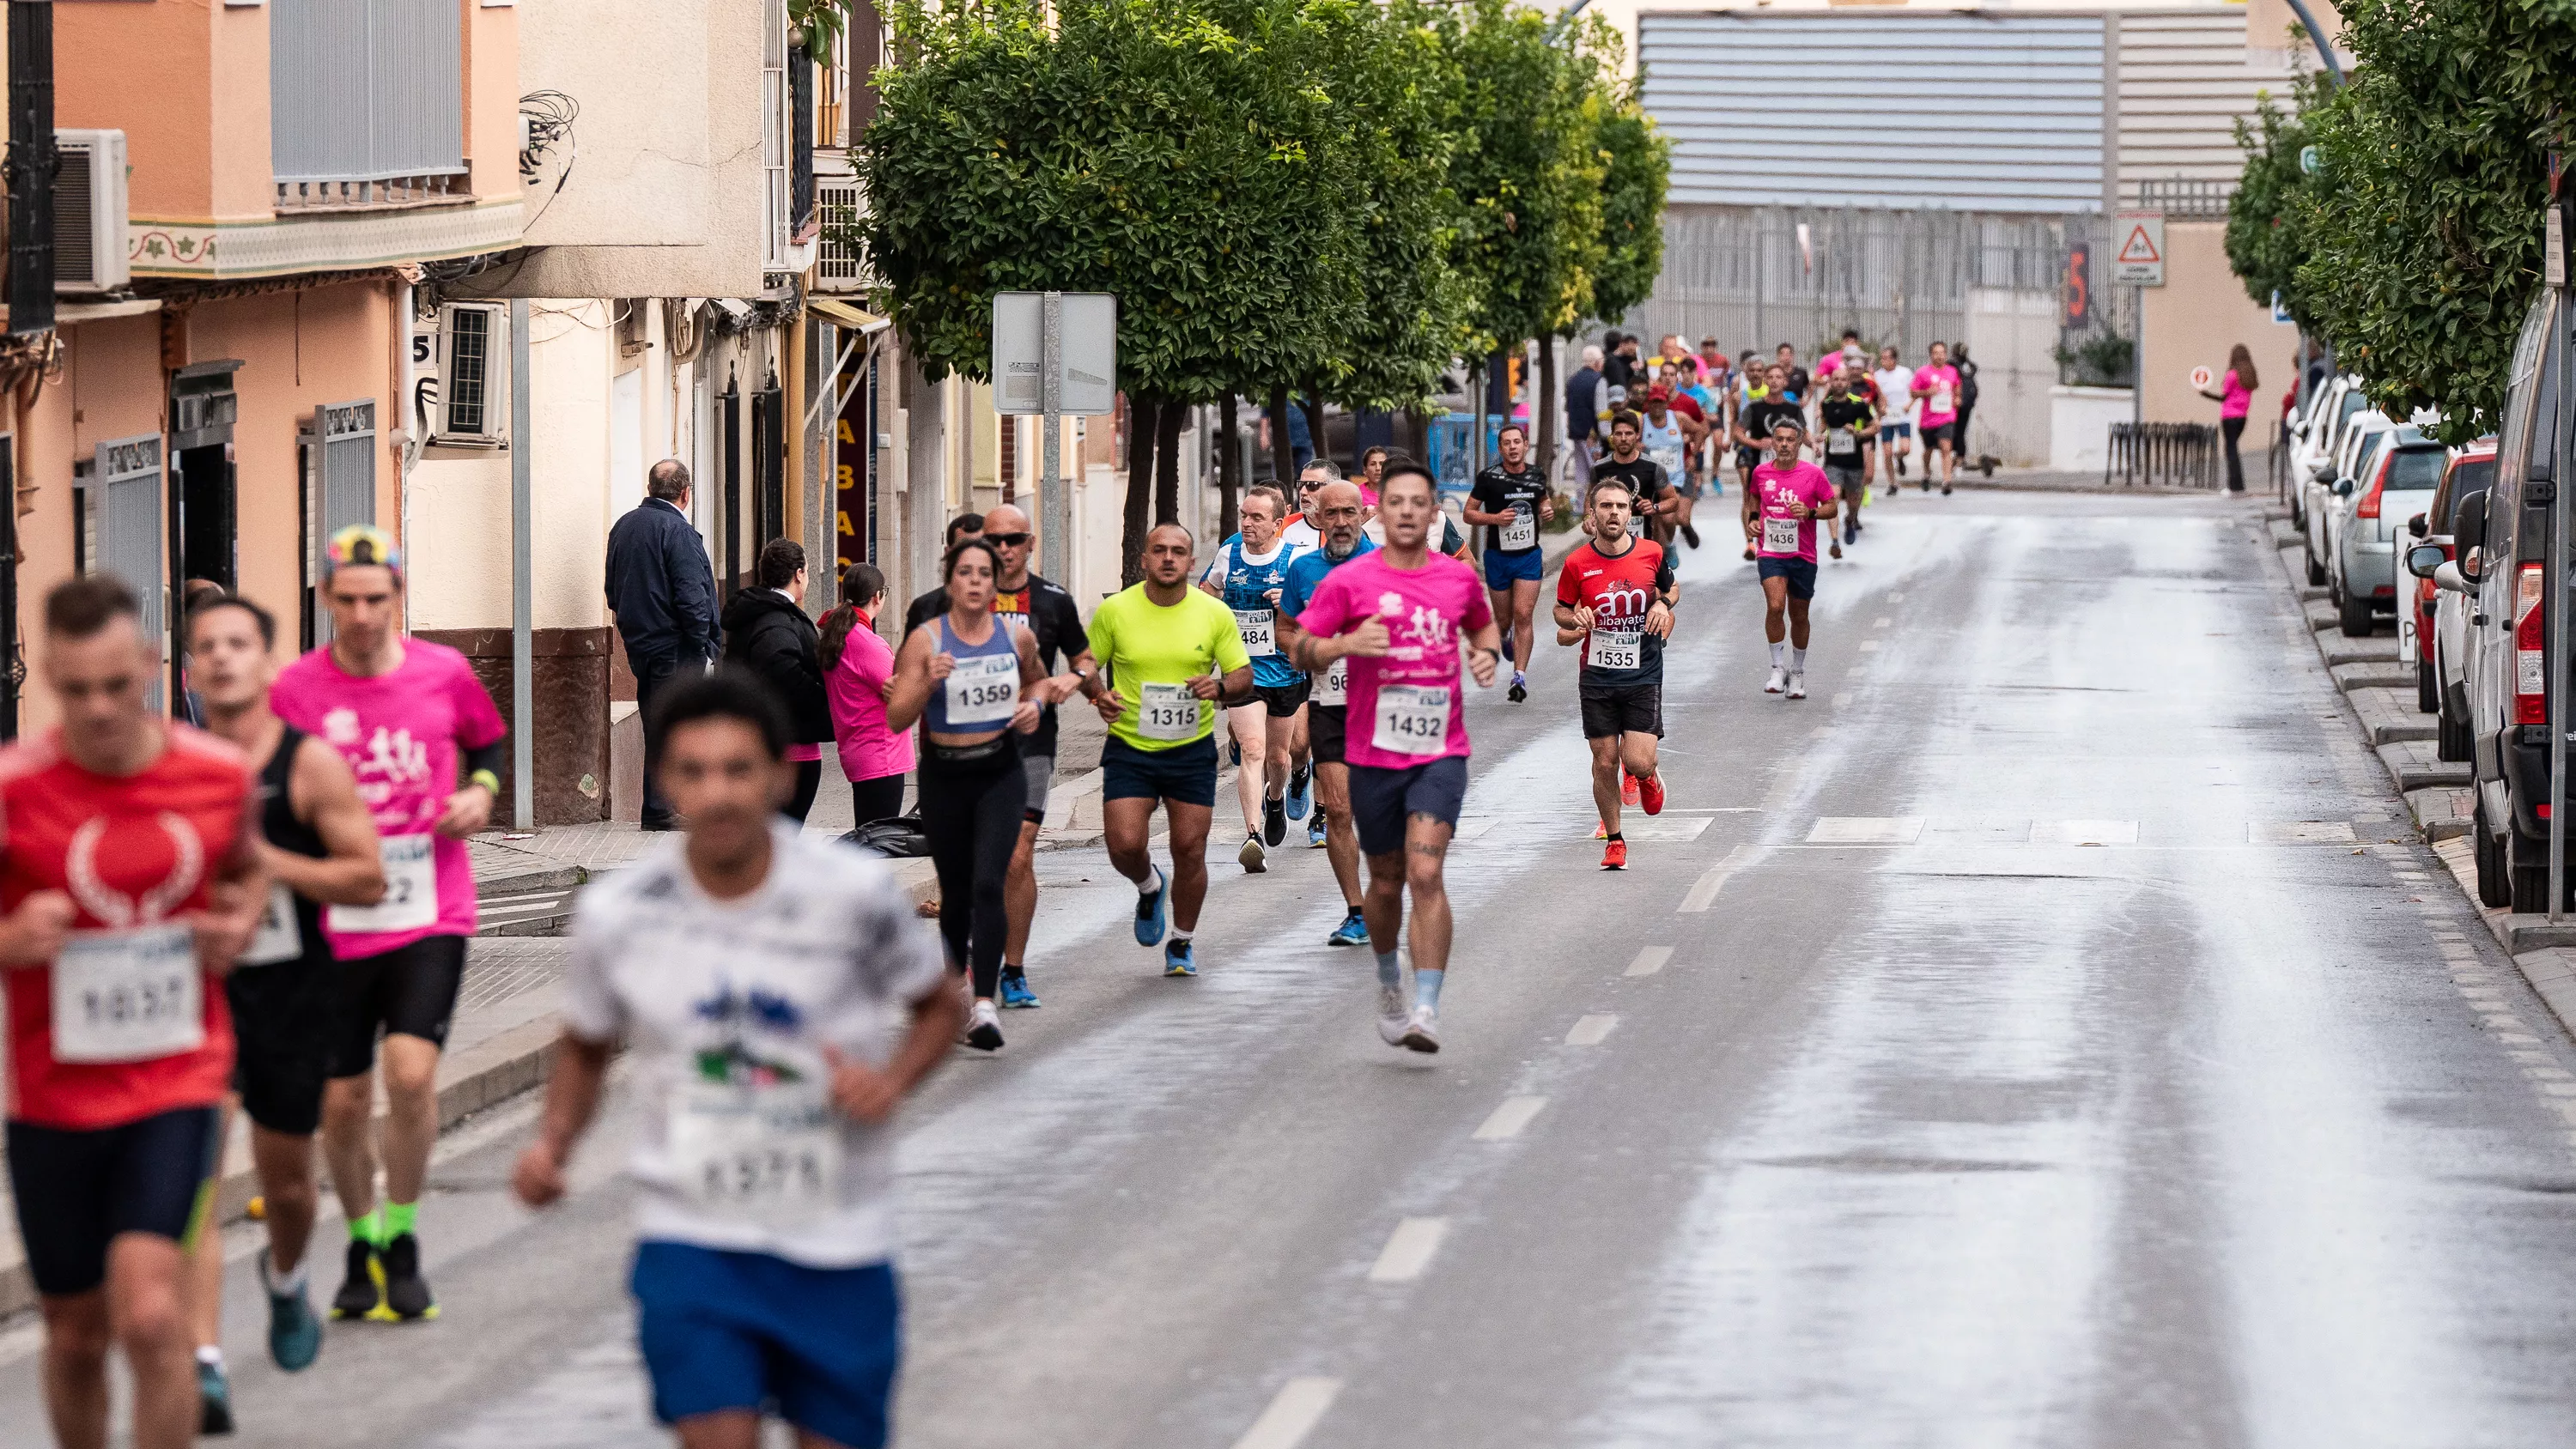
1791, 647, 1807, 671
197, 1345, 224, 1369
264, 1251, 309, 1297
1769, 642, 1786, 668
1137, 865, 1163, 898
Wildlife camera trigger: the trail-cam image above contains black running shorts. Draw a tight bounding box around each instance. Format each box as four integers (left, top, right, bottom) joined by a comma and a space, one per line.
1253, 679, 1311, 718
1308, 703, 1346, 767
1580, 683, 1664, 740
326, 934, 470, 1077
228, 960, 335, 1136
6, 1106, 220, 1297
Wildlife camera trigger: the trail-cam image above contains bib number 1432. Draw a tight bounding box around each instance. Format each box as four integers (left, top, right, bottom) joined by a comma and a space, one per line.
1372, 684, 1451, 755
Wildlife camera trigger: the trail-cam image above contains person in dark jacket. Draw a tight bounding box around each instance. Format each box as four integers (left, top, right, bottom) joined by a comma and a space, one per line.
1950, 343, 1983, 473
722, 538, 831, 822
605, 458, 720, 829
902, 512, 985, 632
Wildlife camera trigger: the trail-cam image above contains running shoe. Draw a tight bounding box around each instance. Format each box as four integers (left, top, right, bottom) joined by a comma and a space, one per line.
1134, 870, 1168, 946
1844, 518, 1858, 546
1941, 483, 1953, 496
1509, 672, 1528, 704
264, 1259, 323, 1372
331, 1239, 383, 1321
1765, 667, 1788, 695
964, 999, 1005, 1051
1621, 773, 1641, 807
1786, 671, 1808, 700
1681, 523, 1702, 549
1239, 834, 1267, 873
1863, 485, 1875, 506
1400, 1005, 1441, 1054
1601, 839, 1629, 870
1829, 542, 1844, 560
1308, 813, 1327, 849
1164, 939, 1198, 978
1594, 819, 1608, 840
998, 970, 1041, 1009
1264, 795, 1287, 848
376, 1233, 436, 1321
1285, 767, 1312, 822
1638, 773, 1664, 815
1898, 456, 1909, 477
1498, 631, 1515, 663
199, 1359, 234, 1435
1377, 985, 1413, 1046
1327, 909, 1370, 947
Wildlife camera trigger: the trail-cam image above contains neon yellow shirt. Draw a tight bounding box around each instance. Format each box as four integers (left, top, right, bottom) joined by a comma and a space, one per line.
1084, 584, 1250, 751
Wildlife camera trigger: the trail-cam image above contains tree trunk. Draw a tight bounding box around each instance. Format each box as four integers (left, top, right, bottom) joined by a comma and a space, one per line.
1153, 397, 1184, 528
1121, 393, 1155, 587
1218, 394, 1241, 541
1468, 363, 1485, 479
1301, 389, 1326, 472
1268, 386, 1295, 487
1537, 335, 1558, 490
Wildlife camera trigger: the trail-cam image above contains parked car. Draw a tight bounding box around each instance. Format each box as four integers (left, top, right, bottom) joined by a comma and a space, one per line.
2420, 442, 2497, 759
2291, 376, 2367, 516
2330, 431, 2444, 634
2304, 411, 2391, 585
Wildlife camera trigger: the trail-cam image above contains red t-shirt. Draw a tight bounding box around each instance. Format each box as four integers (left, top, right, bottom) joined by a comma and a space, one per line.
1556, 538, 1674, 688
1, 727, 252, 1128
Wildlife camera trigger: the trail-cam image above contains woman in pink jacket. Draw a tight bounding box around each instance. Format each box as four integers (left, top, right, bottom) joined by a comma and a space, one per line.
821, 561, 914, 825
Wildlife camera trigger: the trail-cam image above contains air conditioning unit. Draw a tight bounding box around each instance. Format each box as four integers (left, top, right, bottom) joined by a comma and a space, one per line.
55, 129, 130, 294
428, 303, 507, 447
813, 167, 872, 296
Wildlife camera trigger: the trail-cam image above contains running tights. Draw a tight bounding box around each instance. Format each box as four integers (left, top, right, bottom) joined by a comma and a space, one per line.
849, 773, 908, 828
917, 755, 1026, 999
2221, 415, 2247, 492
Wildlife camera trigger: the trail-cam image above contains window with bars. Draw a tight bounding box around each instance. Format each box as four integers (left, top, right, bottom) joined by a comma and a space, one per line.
270, 0, 465, 209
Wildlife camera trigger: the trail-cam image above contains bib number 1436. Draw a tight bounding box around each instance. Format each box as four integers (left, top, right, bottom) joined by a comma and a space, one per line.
1763, 515, 1801, 553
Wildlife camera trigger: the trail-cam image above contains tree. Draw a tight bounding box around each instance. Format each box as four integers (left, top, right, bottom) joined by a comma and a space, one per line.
2223, 76, 2329, 331
1546, 49, 1668, 476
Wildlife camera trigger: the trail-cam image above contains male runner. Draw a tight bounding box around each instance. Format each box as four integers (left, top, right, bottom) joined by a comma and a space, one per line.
1462, 422, 1554, 702
1741, 418, 1838, 699
1080, 524, 1253, 977
1589, 411, 1675, 547
1554, 480, 1677, 870
1735, 367, 1810, 561
902, 513, 986, 625
3, 574, 265, 1449
1680, 356, 1726, 500
902, 501, 1092, 1009
1911, 340, 1963, 495
1199, 487, 1309, 872
272, 526, 507, 1325
1276, 482, 1378, 947
182, 595, 386, 1424
1816, 360, 1881, 558
1284, 461, 1344, 843
514, 669, 961, 1449
1286, 463, 1501, 1052
1279, 464, 1330, 554
1873, 345, 1916, 486
1642, 378, 1706, 549
1773, 343, 1809, 403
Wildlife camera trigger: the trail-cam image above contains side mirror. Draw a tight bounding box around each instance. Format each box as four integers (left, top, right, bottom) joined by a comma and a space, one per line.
2453, 490, 2489, 555
2334, 476, 2356, 497
2408, 512, 2431, 538
2433, 561, 2471, 594
2408, 543, 2448, 579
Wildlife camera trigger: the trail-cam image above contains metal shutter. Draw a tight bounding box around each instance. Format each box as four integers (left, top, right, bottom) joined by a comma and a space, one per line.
2117, 11, 2282, 209
1640, 12, 2106, 214
94, 434, 163, 709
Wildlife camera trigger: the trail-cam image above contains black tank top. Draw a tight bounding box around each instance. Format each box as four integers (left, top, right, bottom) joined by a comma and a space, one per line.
256, 725, 331, 966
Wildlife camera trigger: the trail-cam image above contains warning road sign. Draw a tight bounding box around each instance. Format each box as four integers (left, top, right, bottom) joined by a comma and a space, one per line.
2114, 211, 2166, 288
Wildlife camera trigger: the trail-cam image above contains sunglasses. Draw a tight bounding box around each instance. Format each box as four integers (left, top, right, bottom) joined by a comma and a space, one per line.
983, 532, 1033, 548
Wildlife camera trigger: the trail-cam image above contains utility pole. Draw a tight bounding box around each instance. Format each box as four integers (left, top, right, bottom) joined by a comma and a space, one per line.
2550, 185, 2573, 920
509, 299, 533, 832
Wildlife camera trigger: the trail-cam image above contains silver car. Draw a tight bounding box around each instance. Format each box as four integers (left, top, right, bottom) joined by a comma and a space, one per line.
2304, 412, 2391, 585
2330, 432, 2445, 634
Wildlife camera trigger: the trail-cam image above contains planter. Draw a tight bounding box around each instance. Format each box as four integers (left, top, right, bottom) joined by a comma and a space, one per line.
2050, 385, 2136, 473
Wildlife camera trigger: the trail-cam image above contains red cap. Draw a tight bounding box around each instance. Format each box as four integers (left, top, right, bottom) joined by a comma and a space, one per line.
1644, 385, 1671, 402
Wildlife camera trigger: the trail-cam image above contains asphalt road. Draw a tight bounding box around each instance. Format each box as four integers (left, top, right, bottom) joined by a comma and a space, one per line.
9, 487, 2576, 1448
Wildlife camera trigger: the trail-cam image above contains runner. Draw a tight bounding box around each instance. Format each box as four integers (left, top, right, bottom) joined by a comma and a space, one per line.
1286, 463, 1501, 1053
884, 538, 1048, 1050
1654, 365, 1714, 547
1463, 422, 1555, 703
1589, 411, 1675, 550
3, 574, 266, 1449
1080, 524, 1253, 978
512, 669, 962, 1449
1872, 345, 1916, 486
900, 502, 1092, 1011
1816, 359, 1882, 559
1681, 355, 1727, 500
1553, 480, 1678, 871
1199, 487, 1311, 873
1735, 367, 1810, 561
1911, 340, 1963, 495
1741, 417, 1838, 699
271, 525, 507, 1325
1279, 465, 1330, 554
1276, 482, 1378, 946
1288, 463, 1344, 846
181, 594, 386, 1427
1773, 342, 1810, 403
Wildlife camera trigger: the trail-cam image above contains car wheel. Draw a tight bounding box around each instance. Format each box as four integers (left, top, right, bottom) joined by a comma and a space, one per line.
2438, 706, 2472, 762
2510, 826, 2557, 914
2418, 655, 2439, 713
2339, 588, 2375, 636
2476, 803, 2512, 908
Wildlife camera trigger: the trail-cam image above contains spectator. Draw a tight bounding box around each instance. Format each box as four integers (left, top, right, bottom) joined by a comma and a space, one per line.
177, 578, 226, 726
905, 512, 984, 628
605, 458, 720, 830
2200, 343, 2258, 493
820, 561, 913, 828
720, 538, 831, 823
1567, 344, 1604, 480
1951, 343, 1983, 470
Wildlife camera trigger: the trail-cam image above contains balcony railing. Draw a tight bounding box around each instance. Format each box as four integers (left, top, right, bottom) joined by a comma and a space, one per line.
270, 0, 465, 213
275, 172, 466, 214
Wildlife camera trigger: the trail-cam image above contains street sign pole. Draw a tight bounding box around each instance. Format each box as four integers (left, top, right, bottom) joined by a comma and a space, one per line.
1041, 290, 1066, 586
2550, 195, 2572, 921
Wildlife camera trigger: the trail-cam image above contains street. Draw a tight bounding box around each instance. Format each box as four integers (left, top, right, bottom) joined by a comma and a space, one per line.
10, 487, 2576, 1447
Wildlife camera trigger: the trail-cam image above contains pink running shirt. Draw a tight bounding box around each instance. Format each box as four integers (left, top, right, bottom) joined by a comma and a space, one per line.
1752, 460, 1838, 563
1914, 364, 1961, 427
1295, 550, 1492, 770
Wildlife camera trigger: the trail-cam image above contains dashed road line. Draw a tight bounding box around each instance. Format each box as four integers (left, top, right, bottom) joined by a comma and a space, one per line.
1565, 1014, 1619, 1046
1366, 1217, 1450, 1283
1679, 846, 1756, 912
1473, 1095, 1547, 1141
1232, 1378, 1342, 1449
1624, 946, 1673, 978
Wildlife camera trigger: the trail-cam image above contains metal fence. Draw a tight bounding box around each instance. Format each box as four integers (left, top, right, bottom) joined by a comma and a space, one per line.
2105, 421, 2221, 488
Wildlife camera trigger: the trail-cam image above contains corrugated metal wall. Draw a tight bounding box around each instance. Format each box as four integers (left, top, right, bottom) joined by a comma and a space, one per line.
270, 0, 463, 185
1639, 13, 2106, 214
2116, 10, 2289, 209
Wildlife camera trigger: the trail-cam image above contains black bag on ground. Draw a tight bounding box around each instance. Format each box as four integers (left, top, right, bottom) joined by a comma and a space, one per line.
843, 812, 929, 858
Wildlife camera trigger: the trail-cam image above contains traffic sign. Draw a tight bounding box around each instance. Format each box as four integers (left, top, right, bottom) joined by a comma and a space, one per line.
992, 292, 1117, 416
2190, 365, 2215, 391
2113, 211, 2166, 288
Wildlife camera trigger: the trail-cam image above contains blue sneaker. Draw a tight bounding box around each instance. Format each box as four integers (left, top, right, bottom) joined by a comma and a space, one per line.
1133, 869, 1168, 947
1163, 939, 1198, 977
264, 1260, 324, 1372
1308, 813, 1327, 849
1285, 767, 1312, 822
1327, 910, 1370, 948
198, 1358, 234, 1434
998, 971, 1041, 1009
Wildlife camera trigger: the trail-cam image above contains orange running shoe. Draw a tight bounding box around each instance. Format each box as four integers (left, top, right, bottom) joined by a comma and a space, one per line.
1621, 773, 1641, 806
1594, 819, 1608, 840
1638, 773, 1665, 815
1601, 839, 1629, 870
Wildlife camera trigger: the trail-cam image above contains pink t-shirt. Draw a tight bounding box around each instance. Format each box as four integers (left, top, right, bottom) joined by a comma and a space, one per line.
1295, 550, 1493, 770
2220, 368, 2252, 420
1753, 460, 1838, 563
271, 640, 507, 958
1913, 364, 1960, 427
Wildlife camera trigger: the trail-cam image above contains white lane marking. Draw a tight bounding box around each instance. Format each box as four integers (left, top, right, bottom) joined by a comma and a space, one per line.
1680, 845, 1757, 912
1473, 1095, 1548, 1140
2248, 821, 2359, 844
1232, 1378, 1342, 1449
1874, 616, 1892, 627
1833, 692, 1853, 707
1620, 816, 1714, 841
1859, 640, 1881, 652
2030, 819, 2140, 846
1807, 816, 1925, 845
1367, 1217, 1450, 1283
1566, 1013, 1619, 1046
1625, 945, 1673, 977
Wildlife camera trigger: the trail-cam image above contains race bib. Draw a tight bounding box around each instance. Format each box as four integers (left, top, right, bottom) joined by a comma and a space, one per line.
1235, 608, 1277, 658
1930, 388, 1953, 414
1371, 683, 1451, 756
52, 924, 201, 1064
240, 883, 303, 967
1763, 515, 1803, 553
1827, 427, 1859, 458
330, 833, 438, 935
1589, 626, 1643, 671
669, 1079, 841, 1226
941, 652, 1019, 729
1499, 506, 1538, 551
1138, 682, 1201, 742
1314, 657, 1348, 706
1649, 446, 1686, 480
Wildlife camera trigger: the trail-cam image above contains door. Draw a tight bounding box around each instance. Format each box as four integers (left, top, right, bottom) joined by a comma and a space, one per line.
307, 400, 377, 645
94, 434, 165, 712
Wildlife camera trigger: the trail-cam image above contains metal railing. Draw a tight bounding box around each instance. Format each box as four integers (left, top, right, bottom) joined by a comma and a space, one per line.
2105, 421, 2221, 488
270, 0, 465, 211
2134, 177, 2234, 221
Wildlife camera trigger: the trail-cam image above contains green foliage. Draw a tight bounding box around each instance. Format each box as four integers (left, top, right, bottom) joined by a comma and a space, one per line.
1583, 58, 1669, 332
788, 0, 848, 66
2223, 74, 2330, 330
2051, 332, 2136, 389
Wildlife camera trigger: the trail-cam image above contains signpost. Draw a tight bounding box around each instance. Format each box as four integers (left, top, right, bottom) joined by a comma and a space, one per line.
993, 292, 1117, 585
2114, 210, 2166, 433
